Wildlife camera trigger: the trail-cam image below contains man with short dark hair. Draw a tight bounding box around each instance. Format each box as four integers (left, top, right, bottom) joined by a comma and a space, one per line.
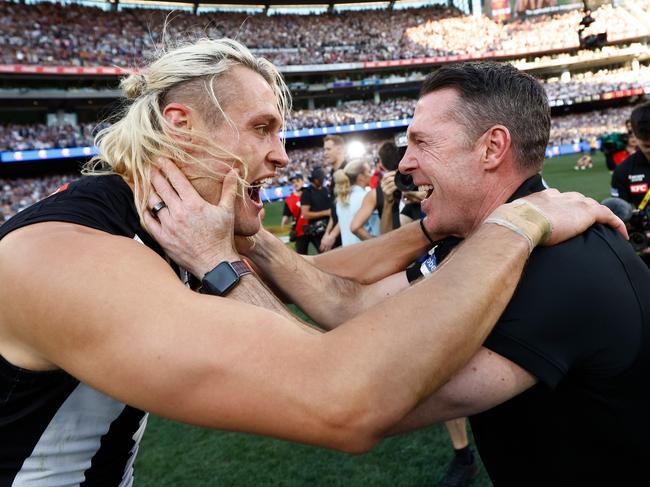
321, 135, 347, 251
392, 62, 650, 485
611, 104, 650, 207
611, 103, 650, 265
230, 62, 649, 485
323, 134, 346, 173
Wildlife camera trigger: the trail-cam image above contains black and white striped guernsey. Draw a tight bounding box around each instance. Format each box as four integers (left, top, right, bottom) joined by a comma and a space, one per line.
0, 175, 165, 486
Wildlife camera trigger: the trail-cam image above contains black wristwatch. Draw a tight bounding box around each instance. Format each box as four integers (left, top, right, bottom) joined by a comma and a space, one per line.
200, 260, 252, 296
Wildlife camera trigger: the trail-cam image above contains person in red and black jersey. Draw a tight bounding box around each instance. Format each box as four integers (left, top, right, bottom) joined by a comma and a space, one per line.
281, 173, 310, 254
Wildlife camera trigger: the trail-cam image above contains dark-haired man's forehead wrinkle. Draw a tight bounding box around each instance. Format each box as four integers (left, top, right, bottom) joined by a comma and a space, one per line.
437, 97, 462, 125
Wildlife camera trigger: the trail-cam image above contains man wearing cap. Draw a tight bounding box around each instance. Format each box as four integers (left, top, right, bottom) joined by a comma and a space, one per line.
281, 173, 310, 254
299, 167, 331, 253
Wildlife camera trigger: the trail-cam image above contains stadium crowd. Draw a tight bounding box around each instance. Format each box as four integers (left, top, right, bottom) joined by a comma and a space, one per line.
0, 1, 647, 67
1, 96, 641, 152
550, 106, 635, 146
287, 98, 414, 130
0, 123, 101, 151
511, 43, 647, 70
544, 65, 650, 102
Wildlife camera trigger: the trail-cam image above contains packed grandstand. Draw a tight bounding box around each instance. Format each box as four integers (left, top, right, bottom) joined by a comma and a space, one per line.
0, 0, 648, 221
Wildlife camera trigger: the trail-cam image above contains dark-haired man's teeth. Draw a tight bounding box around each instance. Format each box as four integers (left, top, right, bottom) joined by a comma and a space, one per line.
418, 185, 434, 193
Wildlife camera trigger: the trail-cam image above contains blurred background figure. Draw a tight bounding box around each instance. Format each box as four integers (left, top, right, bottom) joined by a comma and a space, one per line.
281, 172, 309, 253
351, 141, 403, 238
574, 154, 593, 170
438, 418, 479, 487
601, 118, 639, 172
333, 159, 376, 246
299, 167, 331, 254
321, 135, 348, 251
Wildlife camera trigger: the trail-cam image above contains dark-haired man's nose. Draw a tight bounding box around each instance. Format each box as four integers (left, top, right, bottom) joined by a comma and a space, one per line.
398, 147, 417, 175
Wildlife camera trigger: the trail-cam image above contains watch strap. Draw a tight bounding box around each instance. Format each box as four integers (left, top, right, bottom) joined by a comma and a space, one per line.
199, 260, 252, 296
231, 260, 252, 277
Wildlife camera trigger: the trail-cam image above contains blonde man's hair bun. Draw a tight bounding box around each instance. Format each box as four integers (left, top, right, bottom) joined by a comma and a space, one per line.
121, 72, 148, 100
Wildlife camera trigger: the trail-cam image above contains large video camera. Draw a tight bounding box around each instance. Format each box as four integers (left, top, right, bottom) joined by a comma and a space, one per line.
602, 197, 650, 253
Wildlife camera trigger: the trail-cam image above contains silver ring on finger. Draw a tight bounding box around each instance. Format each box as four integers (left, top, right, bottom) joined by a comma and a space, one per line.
151, 201, 167, 218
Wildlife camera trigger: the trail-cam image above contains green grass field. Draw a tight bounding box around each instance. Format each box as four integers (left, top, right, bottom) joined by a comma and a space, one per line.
135, 152, 612, 486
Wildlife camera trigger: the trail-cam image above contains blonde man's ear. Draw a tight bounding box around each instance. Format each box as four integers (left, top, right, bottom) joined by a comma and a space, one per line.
162, 103, 193, 142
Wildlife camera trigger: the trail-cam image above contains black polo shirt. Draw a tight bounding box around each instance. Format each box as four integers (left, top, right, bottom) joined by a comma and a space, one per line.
435, 175, 650, 485
300, 184, 331, 225
611, 150, 650, 207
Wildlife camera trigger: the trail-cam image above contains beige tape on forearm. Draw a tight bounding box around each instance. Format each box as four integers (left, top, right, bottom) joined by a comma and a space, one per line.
483, 200, 552, 253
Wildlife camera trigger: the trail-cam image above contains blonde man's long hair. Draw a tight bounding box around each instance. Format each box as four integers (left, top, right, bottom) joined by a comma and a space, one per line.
334, 159, 368, 206
85, 38, 291, 224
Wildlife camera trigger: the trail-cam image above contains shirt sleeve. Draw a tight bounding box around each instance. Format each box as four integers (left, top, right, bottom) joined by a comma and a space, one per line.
483, 228, 640, 388
300, 189, 312, 208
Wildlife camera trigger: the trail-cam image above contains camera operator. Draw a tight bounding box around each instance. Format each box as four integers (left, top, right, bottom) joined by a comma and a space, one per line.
299, 167, 332, 254
611, 103, 650, 264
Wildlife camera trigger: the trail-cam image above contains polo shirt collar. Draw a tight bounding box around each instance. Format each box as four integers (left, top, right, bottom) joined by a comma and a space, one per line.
506, 173, 545, 202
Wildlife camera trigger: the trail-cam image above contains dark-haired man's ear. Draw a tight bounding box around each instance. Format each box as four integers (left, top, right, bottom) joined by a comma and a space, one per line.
482, 125, 511, 171
162, 103, 193, 143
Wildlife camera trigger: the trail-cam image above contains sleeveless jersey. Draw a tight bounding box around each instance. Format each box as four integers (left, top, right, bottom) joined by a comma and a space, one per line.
0, 175, 164, 487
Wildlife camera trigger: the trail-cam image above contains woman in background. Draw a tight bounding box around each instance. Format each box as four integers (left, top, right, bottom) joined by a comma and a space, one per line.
333, 159, 377, 246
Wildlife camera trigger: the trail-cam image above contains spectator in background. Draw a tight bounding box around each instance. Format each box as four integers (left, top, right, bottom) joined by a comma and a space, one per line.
321, 135, 347, 251
281, 173, 309, 254
611, 107, 650, 208
351, 141, 403, 237
323, 134, 347, 179
574, 154, 593, 170
333, 159, 377, 246
300, 166, 331, 253
604, 119, 639, 169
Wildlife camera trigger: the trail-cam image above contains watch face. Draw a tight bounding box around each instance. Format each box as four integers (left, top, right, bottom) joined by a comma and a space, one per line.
204, 262, 240, 296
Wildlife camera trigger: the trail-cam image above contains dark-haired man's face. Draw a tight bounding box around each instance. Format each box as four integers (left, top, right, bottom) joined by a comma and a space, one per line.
398, 88, 493, 238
